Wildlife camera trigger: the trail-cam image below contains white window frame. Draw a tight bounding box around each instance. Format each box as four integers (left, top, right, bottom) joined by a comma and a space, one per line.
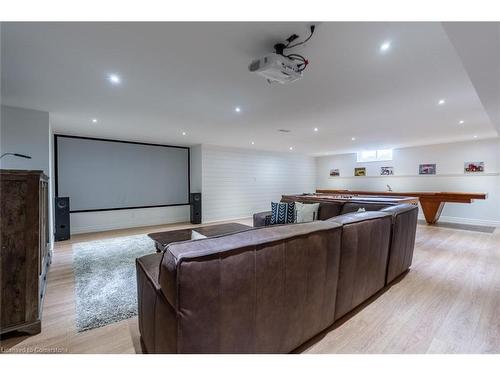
356, 149, 393, 163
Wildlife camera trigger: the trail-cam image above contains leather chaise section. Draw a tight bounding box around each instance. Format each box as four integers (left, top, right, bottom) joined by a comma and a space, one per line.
328, 212, 392, 320
157, 221, 342, 353
136, 253, 177, 353
381, 204, 419, 284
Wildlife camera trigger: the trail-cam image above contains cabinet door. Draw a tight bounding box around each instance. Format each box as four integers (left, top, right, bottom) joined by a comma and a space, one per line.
0, 179, 29, 328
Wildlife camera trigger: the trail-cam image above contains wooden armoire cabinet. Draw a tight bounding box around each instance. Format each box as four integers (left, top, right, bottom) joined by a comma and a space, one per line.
0, 169, 51, 335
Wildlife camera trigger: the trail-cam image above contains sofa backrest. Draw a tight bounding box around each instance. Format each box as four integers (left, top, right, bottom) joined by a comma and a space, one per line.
381, 204, 419, 284
328, 211, 392, 320
159, 221, 343, 353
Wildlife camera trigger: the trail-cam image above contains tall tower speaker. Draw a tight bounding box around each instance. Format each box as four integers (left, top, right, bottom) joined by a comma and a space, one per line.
55, 197, 70, 241
190, 193, 202, 224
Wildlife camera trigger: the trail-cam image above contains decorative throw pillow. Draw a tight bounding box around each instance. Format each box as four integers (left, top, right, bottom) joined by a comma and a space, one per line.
357, 207, 366, 213
270, 201, 295, 225
191, 230, 207, 240
295, 202, 320, 223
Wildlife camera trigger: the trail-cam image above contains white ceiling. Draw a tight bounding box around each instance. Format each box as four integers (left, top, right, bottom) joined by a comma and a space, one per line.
1, 22, 498, 156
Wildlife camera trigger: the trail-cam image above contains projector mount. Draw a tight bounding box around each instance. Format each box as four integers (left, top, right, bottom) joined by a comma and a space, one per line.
273, 24, 316, 73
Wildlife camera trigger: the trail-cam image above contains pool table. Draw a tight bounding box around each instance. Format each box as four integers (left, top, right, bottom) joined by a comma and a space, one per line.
316, 189, 488, 224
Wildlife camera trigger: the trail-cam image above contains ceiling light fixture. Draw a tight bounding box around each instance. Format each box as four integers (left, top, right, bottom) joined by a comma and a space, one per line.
108, 74, 121, 85
251, 141, 255, 145
92, 118, 98, 123
351, 137, 356, 141
380, 41, 391, 52
459, 120, 465, 125
473, 135, 478, 139
314, 127, 319, 132
438, 99, 445, 105
182, 131, 187, 136
235, 107, 241, 113
289, 146, 294, 151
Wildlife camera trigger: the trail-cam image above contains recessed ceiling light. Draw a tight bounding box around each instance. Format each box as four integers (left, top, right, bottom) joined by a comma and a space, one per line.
380, 41, 391, 52
235, 107, 241, 113
459, 120, 465, 125
313, 127, 319, 132
351, 137, 356, 141
251, 141, 255, 145
92, 118, 98, 123
438, 99, 445, 105
108, 74, 121, 85
181, 131, 187, 136
473, 135, 478, 139
289, 146, 294, 151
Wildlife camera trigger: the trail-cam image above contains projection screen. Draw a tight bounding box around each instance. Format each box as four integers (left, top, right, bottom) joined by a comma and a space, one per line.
55, 135, 190, 212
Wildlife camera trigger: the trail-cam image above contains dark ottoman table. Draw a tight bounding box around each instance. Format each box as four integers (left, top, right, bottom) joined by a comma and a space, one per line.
147, 222, 252, 252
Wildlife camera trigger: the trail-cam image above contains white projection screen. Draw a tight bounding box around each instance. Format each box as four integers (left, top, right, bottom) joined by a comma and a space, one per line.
55, 135, 190, 212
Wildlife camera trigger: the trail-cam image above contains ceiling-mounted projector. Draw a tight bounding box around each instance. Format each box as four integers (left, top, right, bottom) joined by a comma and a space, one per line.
248, 25, 316, 84
248, 54, 303, 84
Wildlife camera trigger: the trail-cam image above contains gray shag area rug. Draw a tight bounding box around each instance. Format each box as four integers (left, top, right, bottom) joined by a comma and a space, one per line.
73, 234, 156, 332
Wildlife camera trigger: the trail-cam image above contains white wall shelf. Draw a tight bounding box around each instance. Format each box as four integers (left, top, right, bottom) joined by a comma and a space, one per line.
328, 172, 499, 180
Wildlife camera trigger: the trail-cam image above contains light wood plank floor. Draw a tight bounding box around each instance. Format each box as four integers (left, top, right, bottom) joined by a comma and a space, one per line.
1, 220, 499, 354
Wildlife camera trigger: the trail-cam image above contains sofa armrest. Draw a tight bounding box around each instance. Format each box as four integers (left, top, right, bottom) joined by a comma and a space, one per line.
253, 210, 272, 227
136, 253, 178, 354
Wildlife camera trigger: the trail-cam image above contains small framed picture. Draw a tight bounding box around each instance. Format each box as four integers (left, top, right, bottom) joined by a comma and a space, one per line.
329, 169, 340, 176
380, 166, 394, 176
354, 167, 366, 176
464, 162, 484, 173
419, 163, 436, 175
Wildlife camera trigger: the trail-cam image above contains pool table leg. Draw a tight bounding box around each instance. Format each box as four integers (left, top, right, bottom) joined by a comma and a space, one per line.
420, 199, 445, 224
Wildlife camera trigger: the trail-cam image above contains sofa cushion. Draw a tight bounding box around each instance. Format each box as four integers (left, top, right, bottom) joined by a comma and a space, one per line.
270, 201, 295, 225
295, 202, 320, 223
317, 202, 343, 220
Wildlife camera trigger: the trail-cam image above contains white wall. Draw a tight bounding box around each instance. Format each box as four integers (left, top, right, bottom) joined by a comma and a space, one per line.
1, 105, 55, 247
1, 105, 50, 174
316, 138, 500, 226
190, 144, 202, 193
201, 145, 316, 223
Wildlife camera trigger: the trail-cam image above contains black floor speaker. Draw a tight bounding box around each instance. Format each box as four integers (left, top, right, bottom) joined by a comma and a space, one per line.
55, 197, 70, 241
190, 193, 202, 224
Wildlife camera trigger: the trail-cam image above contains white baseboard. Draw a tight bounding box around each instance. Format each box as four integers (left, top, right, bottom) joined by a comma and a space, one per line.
71, 215, 190, 234
418, 214, 500, 227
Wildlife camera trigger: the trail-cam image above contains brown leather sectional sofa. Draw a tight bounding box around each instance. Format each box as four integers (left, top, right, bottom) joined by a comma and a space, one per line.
136, 200, 418, 353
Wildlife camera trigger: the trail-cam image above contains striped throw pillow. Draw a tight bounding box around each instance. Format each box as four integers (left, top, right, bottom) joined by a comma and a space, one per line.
270, 201, 296, 225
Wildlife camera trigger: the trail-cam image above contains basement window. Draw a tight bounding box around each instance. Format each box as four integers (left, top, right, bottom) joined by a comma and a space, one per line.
357, 149, 393, 163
